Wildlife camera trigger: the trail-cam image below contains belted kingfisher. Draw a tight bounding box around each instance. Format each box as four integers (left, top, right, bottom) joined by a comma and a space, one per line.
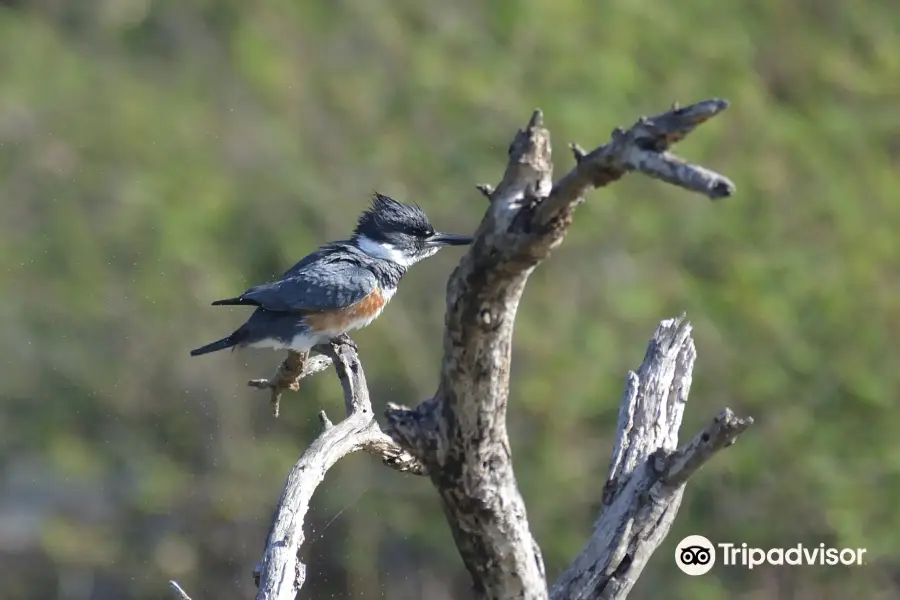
189, 193, 472, 357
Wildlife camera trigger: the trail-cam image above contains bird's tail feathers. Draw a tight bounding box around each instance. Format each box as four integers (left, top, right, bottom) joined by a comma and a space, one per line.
211, 297, 245, 306
190, 332, 242, 357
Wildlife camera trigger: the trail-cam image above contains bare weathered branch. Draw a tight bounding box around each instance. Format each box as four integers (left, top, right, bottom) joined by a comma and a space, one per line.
391, 109, 557, 600
663, 407, 753, 488
549, 316, 752, 600
240, 99, 743, 600
168, 580, 194, 600
538, 98, 733, 228
383, 100, 737, 600
569, 142, 587, 164
620, 148, 734, 198
254, 338, 426, 600
476, 183, 495, 199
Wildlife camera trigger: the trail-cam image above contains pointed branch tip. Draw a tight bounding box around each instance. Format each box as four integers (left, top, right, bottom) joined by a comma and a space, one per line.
528, 109, 543, 128
688, 97, 730, 117
168, 581, 193, 600
569, 143, 587, 164
709, 179, 735, 200
476, 183, 494, 199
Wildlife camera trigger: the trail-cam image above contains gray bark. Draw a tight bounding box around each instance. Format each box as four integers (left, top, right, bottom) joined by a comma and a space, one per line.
386, 99, 744, 599
252, 338, 425, 600
235, 99, 752, 600
549, 317, 752, 600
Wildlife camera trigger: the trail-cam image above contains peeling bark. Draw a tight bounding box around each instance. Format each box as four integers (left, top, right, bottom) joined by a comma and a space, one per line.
242, 99, 751, 600
386, 100, 741, 599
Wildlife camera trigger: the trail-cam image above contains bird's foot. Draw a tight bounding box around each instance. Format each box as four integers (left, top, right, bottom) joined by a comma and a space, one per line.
248, 350, 308, 417
331, 333, 359, 352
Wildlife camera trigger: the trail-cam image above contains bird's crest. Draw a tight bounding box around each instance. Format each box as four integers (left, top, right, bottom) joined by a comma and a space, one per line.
354, 192, 433, 238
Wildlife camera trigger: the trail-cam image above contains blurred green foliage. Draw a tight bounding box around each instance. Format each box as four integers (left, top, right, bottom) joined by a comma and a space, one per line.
1, 0, 899, 598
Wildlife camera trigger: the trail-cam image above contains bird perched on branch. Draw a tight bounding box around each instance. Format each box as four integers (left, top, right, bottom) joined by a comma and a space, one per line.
189, 193, 473, 358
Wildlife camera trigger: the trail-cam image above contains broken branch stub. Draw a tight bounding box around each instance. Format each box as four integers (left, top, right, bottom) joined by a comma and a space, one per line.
246, 99, 751, 600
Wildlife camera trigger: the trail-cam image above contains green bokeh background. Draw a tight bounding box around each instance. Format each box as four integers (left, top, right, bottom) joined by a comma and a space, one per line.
1, 1, 898, 598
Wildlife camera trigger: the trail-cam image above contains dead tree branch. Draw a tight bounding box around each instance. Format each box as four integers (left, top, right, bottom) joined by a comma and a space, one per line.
384, 98, 746, 600
168, 580, 194, 600
549, 316, 752, 600
253, 337, 426, 600
246, 98, 750, 600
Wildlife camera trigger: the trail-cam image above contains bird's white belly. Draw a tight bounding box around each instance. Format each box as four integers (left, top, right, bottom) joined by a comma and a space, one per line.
249, 334, 317, 352
250, 330, 332, 352
381, 286, 397, 303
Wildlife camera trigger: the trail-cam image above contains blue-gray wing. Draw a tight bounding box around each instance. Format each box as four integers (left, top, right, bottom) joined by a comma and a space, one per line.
233, 261, 377, 312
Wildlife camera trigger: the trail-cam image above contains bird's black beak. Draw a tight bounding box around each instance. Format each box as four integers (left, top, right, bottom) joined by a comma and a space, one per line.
425, 232, 473, 247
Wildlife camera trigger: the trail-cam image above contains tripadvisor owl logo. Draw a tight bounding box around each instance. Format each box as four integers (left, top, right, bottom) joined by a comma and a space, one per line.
675, 535, 716, 575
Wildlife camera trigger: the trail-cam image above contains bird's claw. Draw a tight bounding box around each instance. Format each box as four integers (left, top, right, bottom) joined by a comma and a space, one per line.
332, 333, 359, 352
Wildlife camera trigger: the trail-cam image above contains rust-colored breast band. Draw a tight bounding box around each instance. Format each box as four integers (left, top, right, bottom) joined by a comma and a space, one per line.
303, 288, 386, 332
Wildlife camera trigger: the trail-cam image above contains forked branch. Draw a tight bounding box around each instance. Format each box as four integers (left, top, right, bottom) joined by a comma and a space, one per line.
549, 316, 752, 600
253, 337, 425, 600
245, 98, 751, 600
384, 99, 746, 599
